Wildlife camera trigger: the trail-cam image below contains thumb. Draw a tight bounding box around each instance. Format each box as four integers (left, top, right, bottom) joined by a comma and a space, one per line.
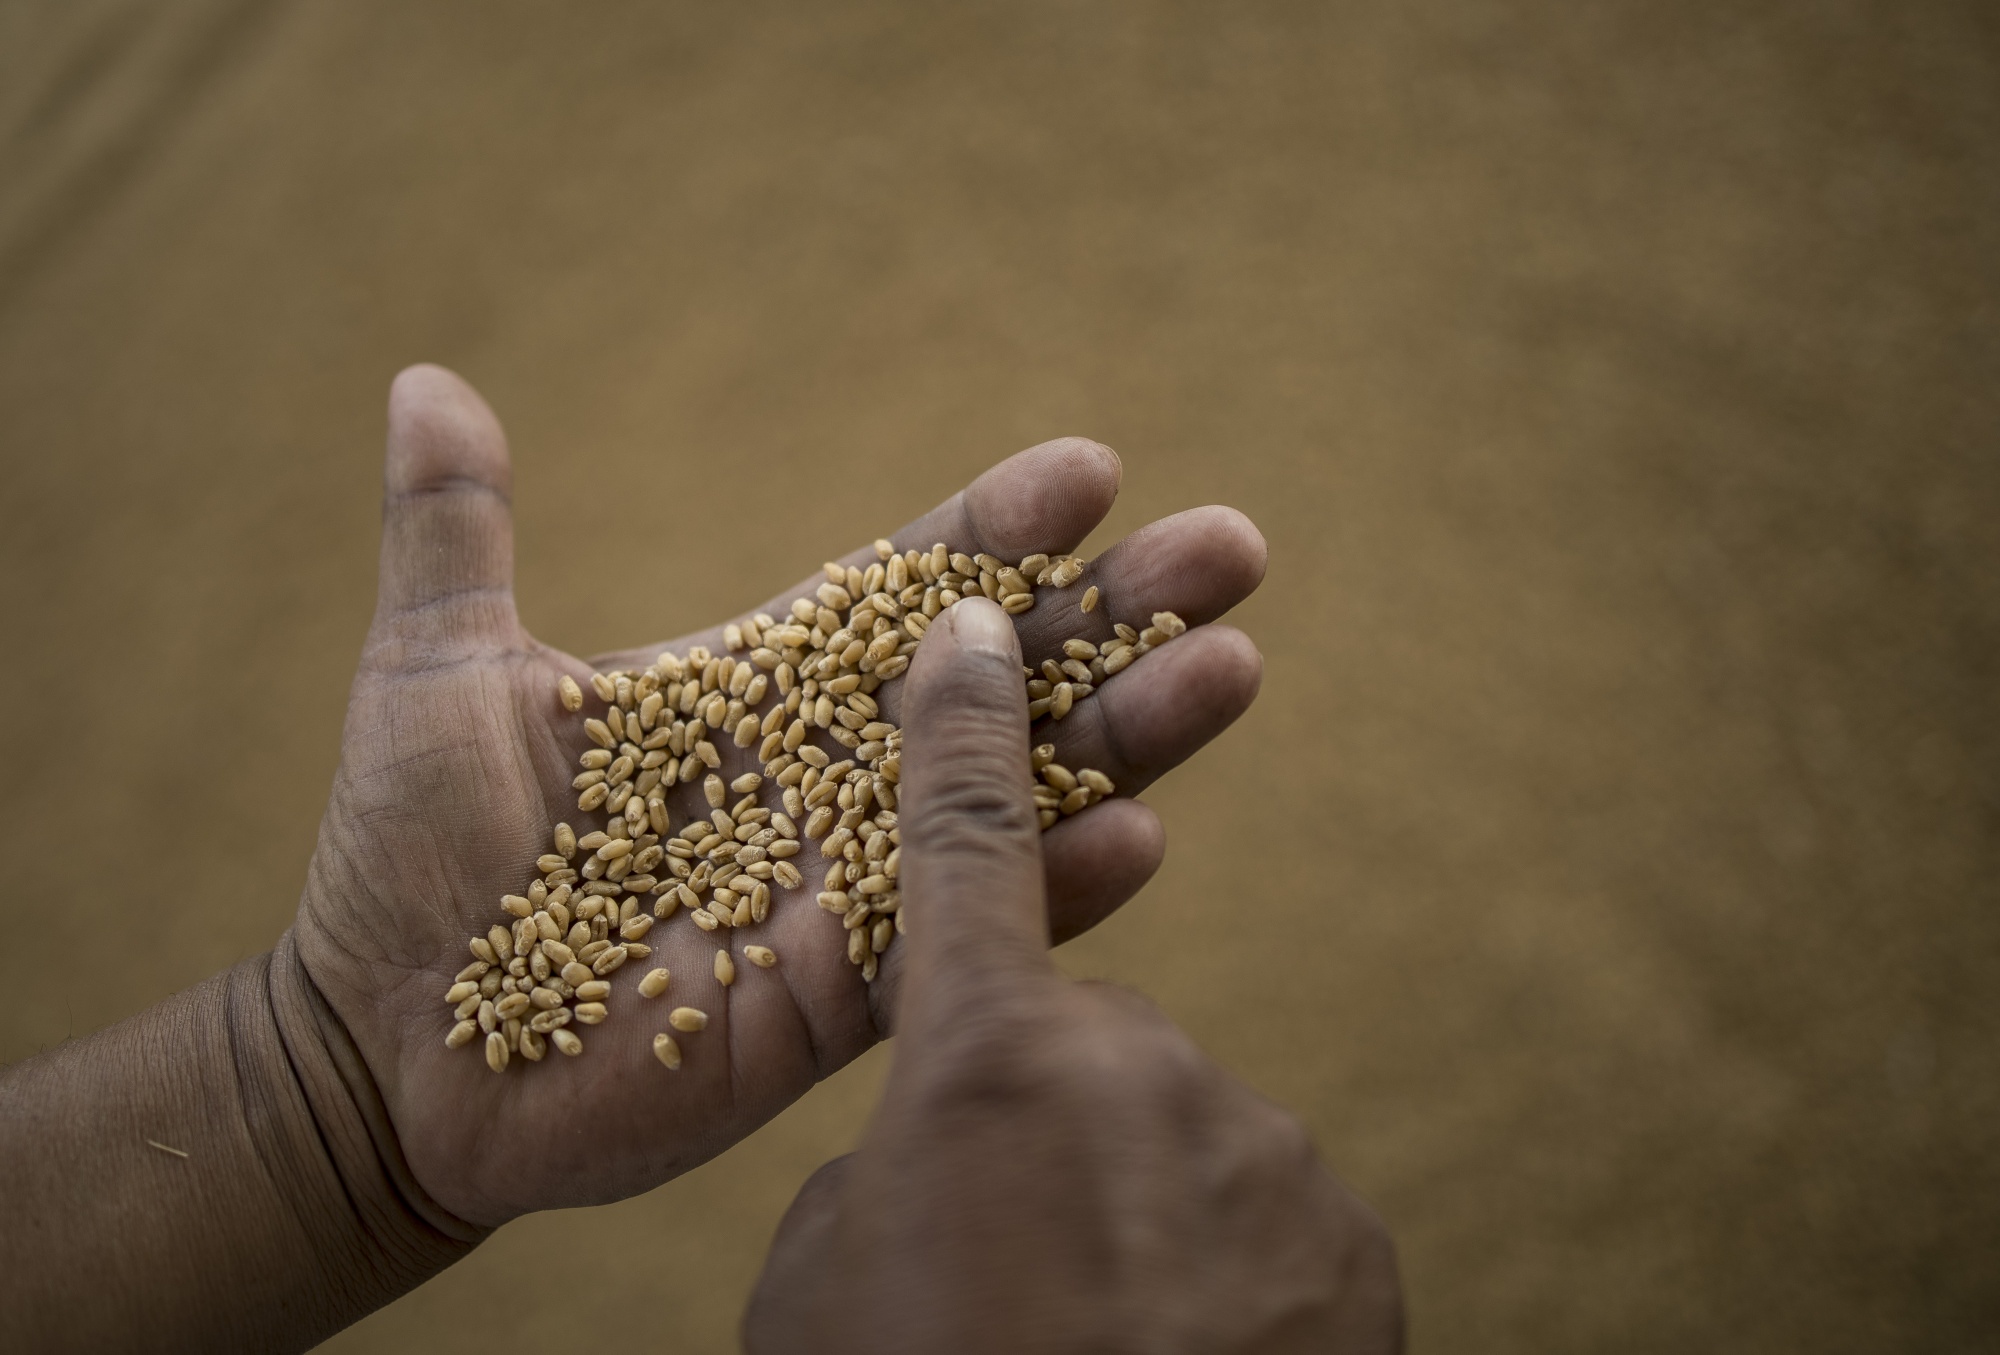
743, 1153, 854, 1351
367, 364, 520, 666
897, 597, 1053, 1030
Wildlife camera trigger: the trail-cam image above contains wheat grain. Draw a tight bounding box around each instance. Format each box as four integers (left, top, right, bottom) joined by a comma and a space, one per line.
456, 536, 1169, 1067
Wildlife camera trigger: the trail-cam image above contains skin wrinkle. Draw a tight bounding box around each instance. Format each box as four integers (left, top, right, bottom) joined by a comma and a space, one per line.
276, 939, 488, 1250
383, 476, 513, 510
360, 621, 527, 678
235, 959, 410, 1313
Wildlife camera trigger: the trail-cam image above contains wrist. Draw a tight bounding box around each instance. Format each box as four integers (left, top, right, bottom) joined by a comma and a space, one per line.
255, 930, 488, 1317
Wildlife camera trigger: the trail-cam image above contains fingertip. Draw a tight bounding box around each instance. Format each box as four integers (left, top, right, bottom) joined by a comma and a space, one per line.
1203, 623, 1265, 708
942, 595, 1020, 661
1094, 504, 1268, 630
963, 436, 1122, 558
1223, 506, 1269, 587
1191, 504, 1269, 598
385, 364, 512, 499
370, 365, 520, 652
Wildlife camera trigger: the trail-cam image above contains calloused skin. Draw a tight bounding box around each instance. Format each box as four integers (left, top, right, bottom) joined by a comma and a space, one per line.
298, 364, 1270, 1227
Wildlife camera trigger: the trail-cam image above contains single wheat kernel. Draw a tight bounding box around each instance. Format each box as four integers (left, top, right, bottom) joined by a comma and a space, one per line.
445, 980, 479, 1005
558, 674, 584, 711
1081, 585, 1100, 613
1050, 684, 1075, 719
1153, 610, 1187, 638
575, 979, 611, 1002
573, 1002, 608, 1025
551, 1028, 583, 1056
653, 1032, 683, 1069
484, 1031, 510, 1073
447, 1019, 478, 1049
639, 967, 671, 998
715, 950, 736, 986
1079, 768, 1115, 795
669, 1006, 708, 1033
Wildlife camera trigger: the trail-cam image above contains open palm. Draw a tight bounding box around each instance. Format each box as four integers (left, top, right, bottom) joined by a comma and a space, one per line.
293, 367, 1267, 1228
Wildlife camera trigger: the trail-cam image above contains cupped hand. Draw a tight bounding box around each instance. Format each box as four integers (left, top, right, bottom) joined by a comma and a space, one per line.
293, 365, 1266, 1227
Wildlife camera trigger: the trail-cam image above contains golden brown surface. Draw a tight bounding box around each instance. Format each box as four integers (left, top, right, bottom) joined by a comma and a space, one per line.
3, 2, 1995, 1349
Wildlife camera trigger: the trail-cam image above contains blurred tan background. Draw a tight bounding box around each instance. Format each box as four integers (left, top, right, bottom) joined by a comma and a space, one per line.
3, 1, 1996, 1349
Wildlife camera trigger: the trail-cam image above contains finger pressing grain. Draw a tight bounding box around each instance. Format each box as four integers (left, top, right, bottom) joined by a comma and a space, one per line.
454, 529, 1175, 1068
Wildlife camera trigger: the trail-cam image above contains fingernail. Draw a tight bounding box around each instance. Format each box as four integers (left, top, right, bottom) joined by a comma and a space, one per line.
951, 597, 1015, 657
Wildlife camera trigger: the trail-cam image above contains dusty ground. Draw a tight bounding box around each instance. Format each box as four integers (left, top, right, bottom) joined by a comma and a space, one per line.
2, 1, 1995, 1350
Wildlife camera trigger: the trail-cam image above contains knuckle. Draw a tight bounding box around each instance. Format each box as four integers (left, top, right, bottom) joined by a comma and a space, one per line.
911, 775, 1042, 849
1256, 1103, 1319, 1167
905, 730, 1041, 850
912, 1006, 1051, 1110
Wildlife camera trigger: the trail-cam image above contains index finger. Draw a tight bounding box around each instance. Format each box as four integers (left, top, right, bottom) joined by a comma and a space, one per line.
895, 598, 1055, 1029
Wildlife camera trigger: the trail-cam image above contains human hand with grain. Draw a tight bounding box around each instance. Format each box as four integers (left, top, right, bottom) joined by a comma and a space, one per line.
743, 598, 1404, 1354
315, 366, 1265, 1231
0, 363, 1269, 1352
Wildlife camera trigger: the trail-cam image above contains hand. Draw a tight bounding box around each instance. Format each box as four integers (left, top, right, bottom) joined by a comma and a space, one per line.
742, 599, 1403, 1354
293, 365, 1268, 1227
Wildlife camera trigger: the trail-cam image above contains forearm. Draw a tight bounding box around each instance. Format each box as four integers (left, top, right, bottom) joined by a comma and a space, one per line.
0, 932, 484, 1353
